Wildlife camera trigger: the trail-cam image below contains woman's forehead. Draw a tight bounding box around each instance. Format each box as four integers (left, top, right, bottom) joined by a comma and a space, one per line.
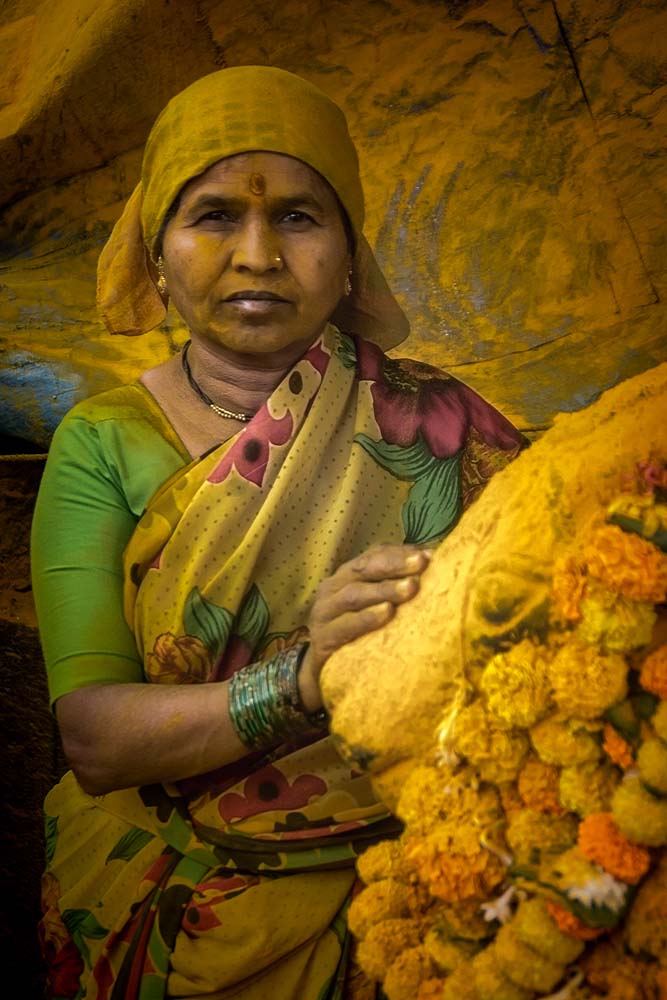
179, 151, 334, 203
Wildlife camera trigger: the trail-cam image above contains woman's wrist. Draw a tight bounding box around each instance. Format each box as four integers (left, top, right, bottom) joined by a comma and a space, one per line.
296, 646, 324, 714
227, 643, 328, 752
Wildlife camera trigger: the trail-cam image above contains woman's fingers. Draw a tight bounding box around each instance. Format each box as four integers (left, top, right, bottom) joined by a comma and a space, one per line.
326, 544, 431, 593
315, 603, 396, 659
310, 573, 420, 623
305, 544, 435, 680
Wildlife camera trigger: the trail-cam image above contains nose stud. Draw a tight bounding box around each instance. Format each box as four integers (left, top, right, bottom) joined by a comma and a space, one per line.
273, 254, 282, 266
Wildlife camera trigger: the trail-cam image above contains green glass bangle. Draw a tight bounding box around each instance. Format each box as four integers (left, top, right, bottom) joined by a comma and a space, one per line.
228, 643, 329, 751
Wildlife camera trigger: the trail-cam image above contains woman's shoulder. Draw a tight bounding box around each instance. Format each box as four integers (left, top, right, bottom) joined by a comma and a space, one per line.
63, 383, 165, 428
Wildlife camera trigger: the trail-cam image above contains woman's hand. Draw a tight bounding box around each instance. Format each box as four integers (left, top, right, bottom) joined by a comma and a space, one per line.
298, 544, 432, 712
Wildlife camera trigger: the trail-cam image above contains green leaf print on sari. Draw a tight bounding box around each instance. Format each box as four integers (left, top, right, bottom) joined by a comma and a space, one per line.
235, 583, 271, 648
45, 813, 59, 865
106, 827, 156, 864
62, 907, 109, 969
183, 586, 234, 660
355, 434, 462, 545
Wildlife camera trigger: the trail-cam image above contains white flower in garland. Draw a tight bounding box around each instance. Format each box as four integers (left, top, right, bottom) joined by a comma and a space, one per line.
566, 865, 628, 912
480, 884, 518, 924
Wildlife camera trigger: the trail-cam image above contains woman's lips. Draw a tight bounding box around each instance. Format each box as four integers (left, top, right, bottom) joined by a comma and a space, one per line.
223, 291, 290, 315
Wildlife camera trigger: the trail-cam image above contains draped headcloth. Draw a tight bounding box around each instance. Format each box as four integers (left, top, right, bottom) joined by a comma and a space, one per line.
97, 65, 409, 349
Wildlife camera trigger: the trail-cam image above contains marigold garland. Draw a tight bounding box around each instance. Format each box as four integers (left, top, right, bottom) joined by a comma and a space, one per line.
546, 902, 606, 942
639, 645, 667, 700
347, 484, 667, 999
602, 723, 634, 769
577, 813, 651, 884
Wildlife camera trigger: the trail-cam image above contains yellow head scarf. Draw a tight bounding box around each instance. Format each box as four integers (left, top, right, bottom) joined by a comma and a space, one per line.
96, 65, 409, 349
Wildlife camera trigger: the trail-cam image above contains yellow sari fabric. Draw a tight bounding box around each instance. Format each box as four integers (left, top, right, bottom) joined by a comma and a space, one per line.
41, 326, 525, 1000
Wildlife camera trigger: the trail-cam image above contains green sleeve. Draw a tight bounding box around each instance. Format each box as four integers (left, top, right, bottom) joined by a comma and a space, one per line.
31, 390, 188, 706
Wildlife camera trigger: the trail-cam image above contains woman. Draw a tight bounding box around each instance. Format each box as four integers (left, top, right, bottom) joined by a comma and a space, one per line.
32, 65, 525, 1000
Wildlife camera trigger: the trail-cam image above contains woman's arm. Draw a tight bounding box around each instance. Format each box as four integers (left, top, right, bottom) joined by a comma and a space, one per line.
55, 679, 246, 795
56, 543, 431, 794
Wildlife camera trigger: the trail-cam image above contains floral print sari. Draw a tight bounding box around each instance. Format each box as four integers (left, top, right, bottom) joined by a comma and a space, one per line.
40, 326, 524, 1000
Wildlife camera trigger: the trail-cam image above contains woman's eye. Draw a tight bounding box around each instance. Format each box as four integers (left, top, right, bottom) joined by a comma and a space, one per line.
198, 210, 235, 223
281, 210, 315, 225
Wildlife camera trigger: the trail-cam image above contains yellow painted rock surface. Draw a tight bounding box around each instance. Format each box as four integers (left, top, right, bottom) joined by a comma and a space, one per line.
320, 361, 667, 807
1, 0, 666, 446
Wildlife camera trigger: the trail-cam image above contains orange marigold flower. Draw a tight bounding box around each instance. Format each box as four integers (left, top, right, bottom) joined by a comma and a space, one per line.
578, 812, 651, 885
545, 901, 605, 941
518, 757, 565, 815
639, 646, 667, 700
418, 979, 446, 1000
552, 557, 587, 623
603, 723, 634, 769
583, 524, 667, 603
405, 826, 506, 903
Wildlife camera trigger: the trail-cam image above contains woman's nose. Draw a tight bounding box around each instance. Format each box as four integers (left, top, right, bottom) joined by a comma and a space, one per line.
230, 219, 283, 274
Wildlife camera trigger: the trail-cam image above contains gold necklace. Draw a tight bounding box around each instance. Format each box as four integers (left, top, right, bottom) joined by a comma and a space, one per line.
181, 341, 255, 422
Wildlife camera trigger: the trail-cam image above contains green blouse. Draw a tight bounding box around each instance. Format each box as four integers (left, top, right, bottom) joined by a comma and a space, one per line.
31, 385, 191, 705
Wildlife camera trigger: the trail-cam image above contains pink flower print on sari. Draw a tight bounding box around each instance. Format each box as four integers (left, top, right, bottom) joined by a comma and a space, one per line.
218, 764, 327, 822
355, 336, 522, 458
182, 873, 260, 933
348, 334, 525, 545
207, 406, 292, 487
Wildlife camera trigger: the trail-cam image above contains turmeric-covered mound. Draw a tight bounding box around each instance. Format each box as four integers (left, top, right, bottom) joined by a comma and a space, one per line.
321, 363, 667, 999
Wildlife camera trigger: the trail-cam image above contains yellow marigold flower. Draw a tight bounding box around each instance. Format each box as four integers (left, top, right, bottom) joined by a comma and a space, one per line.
576, 581, 656, 653
551, 556, 588, 624
530, 714, 601, 767
396, 764, 495, 836
602, 723, 635, 769
518, 757, 564, 815
471, 946, 531, 1000
545, 900, 605, 941
383, 945, 435, 1000
549, 639, 628, 720
405, 824, 506, 903
452, 700, 529, 783
435, 899, 496, 942
347, 879, 420, 941
441, 961, 479, 1000
583, 524, 667, 603
424, 927, 478, 973
494, 923, 566, 993
612, 777, 667, 847
511, 897, 584, 964
578, 812, 651, 885
145, 631, 213, 683
652, 699, 667, 741
355, 917, 423, 981
357, 839, 415, 886
637, 737, 667, 794
505, 809, 578, 865
639, 645, 667, 700
626, 856, 667, 963
480, 639, 552, 729
559, 761, 619, 817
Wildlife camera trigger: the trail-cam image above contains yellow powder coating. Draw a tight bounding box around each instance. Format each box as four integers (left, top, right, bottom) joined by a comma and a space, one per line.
321, 362, 667, 996
1, 0, 667, 445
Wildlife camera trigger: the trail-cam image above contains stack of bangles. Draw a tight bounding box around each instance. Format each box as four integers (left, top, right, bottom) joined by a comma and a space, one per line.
228, 643, 329, 751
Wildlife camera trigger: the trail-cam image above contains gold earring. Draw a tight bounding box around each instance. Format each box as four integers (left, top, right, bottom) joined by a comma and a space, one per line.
345, 266, 352, 297
156, 256, 167, 296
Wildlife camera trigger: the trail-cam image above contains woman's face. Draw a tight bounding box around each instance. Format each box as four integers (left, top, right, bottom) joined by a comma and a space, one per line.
161, 152, 351, 362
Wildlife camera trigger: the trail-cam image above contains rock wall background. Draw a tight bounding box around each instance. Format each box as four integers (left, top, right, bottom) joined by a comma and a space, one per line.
0, 1, 665, 996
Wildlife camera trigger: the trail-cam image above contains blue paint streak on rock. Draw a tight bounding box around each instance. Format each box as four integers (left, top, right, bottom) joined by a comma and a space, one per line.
0, 352, 82, 448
